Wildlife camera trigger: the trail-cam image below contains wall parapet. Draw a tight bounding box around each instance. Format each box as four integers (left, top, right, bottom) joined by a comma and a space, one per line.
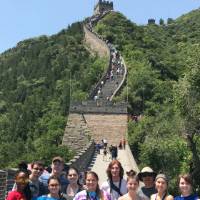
0, 170, 7, 200
66, 141, 95, 172
83, 25, 112, 100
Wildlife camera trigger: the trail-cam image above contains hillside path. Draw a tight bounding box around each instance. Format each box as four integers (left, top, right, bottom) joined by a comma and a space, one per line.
90, 146, 139, 185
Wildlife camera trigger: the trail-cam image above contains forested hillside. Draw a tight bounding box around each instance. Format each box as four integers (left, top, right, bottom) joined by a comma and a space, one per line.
1, 7, 200, 193
0, 22, 107, 168
94, 10, 200, 193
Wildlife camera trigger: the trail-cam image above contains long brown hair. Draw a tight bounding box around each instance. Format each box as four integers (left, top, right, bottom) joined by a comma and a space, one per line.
85, 171, 104, 200
106, 160, 124, 180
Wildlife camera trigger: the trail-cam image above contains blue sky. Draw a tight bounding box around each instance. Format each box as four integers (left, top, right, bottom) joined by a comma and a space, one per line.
0, 0, 199, 53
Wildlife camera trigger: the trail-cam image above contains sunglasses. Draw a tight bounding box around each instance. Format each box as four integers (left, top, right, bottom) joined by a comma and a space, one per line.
49, 184, 59, 187
16, 178, 29, 184
142, 173, 154, 177
33, 167, 44, 171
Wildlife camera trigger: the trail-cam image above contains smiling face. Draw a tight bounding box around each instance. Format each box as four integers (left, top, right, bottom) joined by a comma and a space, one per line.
51, 161, 64, 176
86, 173, 98, 192
127, 177, 139, 192
142, 173, 155, 188
111, 164, 120, 179
155, 178, 167, 194
48, 178, 61, 195
68, 169, 79, 184
179, 177, 192, 196
15, 172, 29, 191
31, 164, 44, 178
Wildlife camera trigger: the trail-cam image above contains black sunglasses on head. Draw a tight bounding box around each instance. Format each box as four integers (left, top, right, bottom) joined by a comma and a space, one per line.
142, 172, 154, 177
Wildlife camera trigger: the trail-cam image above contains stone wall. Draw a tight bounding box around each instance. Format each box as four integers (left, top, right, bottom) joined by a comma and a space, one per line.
0, 170, 7, 200
84, 25, 110, 59
84, 114, 127, 145
66, 141, 95, 172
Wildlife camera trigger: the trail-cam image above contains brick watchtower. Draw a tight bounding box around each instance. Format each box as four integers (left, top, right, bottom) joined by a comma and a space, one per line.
94, 0, 113, 15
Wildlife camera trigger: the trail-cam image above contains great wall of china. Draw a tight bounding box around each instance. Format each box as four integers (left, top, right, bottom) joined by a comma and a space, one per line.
0, 2, 139, 199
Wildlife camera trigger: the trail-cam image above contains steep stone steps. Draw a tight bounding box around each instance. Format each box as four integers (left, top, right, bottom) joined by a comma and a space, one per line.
62, 113, 90, 152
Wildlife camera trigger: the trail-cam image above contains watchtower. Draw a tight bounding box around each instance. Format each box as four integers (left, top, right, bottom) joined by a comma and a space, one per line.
148, 18, 156, 25
94, 0, 113, 15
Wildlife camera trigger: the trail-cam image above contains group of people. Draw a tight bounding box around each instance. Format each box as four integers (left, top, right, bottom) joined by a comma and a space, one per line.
6, 157, 199, 200
88, 10, 125, 106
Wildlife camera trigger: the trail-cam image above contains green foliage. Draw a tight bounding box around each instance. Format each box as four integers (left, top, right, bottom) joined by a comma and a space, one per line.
0, 22, 106, 168
94, 10, 200, 192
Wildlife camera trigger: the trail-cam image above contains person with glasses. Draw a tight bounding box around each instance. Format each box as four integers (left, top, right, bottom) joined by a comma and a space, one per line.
30, 161, 47, 198
62, 167, 82, 200
74, 171, 110, 200
138, 167, 157, 200
6, 170, 30, 200
37, 176, 64, 200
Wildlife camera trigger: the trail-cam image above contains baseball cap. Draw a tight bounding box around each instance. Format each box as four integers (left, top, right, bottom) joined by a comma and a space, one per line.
52, 156, 64, 164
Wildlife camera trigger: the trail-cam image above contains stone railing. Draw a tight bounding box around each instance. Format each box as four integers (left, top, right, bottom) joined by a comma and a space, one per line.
110, 56, 127, 100
125, 144, 140, 173
70, 101, 127, 114
66, 140, 95, 172
83, 25, 112, 100
0, 170, 7, 200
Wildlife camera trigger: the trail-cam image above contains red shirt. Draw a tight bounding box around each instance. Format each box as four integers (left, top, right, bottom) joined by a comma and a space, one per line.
6, 191, 26, 200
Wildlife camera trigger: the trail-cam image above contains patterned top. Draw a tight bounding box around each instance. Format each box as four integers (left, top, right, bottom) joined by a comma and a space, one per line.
73, 190, 111, 200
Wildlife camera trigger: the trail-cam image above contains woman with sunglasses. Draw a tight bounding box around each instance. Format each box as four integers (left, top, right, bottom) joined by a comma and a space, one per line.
74, 171, 110, 200
150, 174, 173, 200
6, 170, 30, 200
62, 167, 82, 200
175, 174, 199, 200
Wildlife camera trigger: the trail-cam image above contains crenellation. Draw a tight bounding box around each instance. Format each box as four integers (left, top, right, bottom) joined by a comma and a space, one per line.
94, 0, 113, 15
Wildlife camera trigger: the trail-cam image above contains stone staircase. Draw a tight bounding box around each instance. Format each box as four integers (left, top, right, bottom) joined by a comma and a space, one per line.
62, 113, 90, 152
63, 11, 127, 152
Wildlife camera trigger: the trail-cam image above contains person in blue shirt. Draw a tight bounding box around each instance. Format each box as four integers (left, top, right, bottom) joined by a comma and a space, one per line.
174, 174, 199, 200
39, 157, 68, 193
37, 176, 62, 200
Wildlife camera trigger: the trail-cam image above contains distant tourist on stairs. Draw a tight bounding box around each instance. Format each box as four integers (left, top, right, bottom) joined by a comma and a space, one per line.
101, 160, 127, 200
138, 167, 157, 200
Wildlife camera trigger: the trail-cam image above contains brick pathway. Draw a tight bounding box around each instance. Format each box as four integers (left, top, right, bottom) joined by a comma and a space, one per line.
90, 146, 139, 185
